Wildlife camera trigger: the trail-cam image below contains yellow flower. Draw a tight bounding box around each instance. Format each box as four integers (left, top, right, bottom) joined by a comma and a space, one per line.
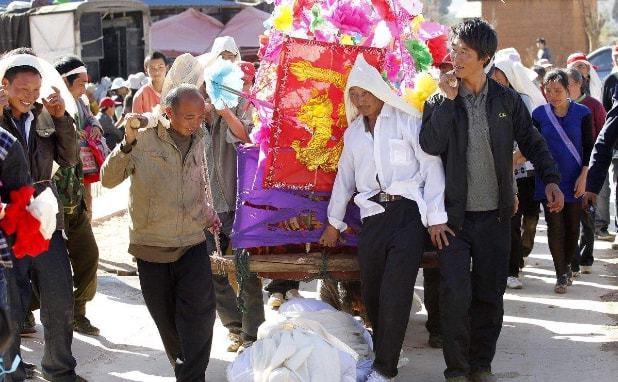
340, 35, 354, 45
273, 4, 293, 32
404, 72, 438, 112
411, 14, 425, 34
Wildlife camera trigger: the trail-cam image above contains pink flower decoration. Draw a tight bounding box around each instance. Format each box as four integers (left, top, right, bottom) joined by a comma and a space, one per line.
327, 2, 376, 36
418, 21, 449, 40
385, 52, 401, 82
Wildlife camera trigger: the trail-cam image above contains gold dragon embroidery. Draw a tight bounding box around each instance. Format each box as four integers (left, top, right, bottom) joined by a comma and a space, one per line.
289, 61, 350, 173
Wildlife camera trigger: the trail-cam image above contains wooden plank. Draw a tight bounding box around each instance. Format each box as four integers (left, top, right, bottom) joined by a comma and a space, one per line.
211, 251, 438, 277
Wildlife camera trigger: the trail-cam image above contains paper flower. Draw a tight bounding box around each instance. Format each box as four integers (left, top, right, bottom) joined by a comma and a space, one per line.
385, 52, 401, 82
398, 0, 424, 16
427, 34, 448, 67
340, 34, 354, 45
327, 2, 375, 36
404, 72, 438, 112
204, 59, 244, 110
411, 14, 425, 34
310, 4, 325, 31
371, 0, 399, 37
273, 4, 293, 32
405, 39, 433, 72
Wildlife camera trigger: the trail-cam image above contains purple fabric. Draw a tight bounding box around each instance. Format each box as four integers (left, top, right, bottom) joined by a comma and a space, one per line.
231, 146, 361, 248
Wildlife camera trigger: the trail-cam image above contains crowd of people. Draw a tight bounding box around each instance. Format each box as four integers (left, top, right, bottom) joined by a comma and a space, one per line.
0, 16, 617, 382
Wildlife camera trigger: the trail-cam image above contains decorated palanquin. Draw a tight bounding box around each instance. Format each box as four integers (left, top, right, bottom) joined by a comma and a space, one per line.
224, 0, 448, 281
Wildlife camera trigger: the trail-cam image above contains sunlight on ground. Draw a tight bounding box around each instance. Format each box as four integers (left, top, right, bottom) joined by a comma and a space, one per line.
504, 315, 618, 343
108, 371, 174, 381
504, 293, 618, 314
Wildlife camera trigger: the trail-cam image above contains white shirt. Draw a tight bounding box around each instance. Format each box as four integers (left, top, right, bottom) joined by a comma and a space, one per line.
327, 104, 448, 231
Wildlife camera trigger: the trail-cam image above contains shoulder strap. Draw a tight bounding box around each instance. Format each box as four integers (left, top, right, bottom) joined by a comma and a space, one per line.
543, 104, 582, 166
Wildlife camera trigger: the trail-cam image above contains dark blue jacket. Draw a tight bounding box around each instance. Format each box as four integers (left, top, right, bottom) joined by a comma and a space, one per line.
587, 102, 618, 194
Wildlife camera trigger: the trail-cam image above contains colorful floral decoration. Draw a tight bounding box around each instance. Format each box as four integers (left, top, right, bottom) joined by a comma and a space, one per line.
230, 0, 451, 248
427, 34, 449, 67
327, 2, 375, 36
403, 72, 438, 112
273, 4, 294, 32
405, 39, 433, 72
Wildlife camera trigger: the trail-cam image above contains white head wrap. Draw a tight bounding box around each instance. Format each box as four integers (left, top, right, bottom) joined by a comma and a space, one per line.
198, 36, 241, 71
567, 57, 602, 102
149, 53, 206, 129
0, 54, 77, 117
494, 50, 546, 109
344, 54, 419, 125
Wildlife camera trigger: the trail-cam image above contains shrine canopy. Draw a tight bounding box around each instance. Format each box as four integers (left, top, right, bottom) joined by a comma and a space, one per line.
151, 8, 224, 58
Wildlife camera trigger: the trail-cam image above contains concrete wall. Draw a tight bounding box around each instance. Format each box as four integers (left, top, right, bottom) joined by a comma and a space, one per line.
481, 0, 596, 67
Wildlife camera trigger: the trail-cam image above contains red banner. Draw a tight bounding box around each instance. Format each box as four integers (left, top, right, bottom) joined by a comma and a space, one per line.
264, 37, 385, 192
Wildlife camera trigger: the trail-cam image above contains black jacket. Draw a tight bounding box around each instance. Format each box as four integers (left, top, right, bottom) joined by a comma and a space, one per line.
0, 104, 78, 230
420, 78, 560, 229
587, 102, 618, 194
0, 127, 31, 202
602, 72, 618, 112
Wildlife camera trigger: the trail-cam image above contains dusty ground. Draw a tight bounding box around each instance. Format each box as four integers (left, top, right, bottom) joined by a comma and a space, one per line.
18, 208, 618, 381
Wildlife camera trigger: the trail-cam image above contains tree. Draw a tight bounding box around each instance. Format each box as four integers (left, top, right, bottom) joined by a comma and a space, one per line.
581, 0, 606, 51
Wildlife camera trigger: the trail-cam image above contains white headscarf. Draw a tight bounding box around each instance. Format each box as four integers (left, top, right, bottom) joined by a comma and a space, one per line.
145, 53, 207, 129
198, 36, 241, 71
344, 54, 419, 125
493, 52, 546, 109
567, 55, 602, 102
0, 54, 77, 117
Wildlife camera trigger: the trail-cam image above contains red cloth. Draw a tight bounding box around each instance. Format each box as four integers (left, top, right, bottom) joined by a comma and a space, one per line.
580, 96, 607, 140
83, 138, 106, 184
0, 186, 49, 258
264, 37, 385, 192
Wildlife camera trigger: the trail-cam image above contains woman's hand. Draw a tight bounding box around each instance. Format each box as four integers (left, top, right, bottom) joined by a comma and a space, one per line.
574, 167, 588, 199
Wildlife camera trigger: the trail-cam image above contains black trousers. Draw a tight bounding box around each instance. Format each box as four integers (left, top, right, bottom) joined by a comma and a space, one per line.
5, 231, 76, 382
510, 176, 540, 277
576, 208, 595, 269
358, 199, 424, 378
136, 241, 216, 382
423, 267, 441, 337
543, 202, 582, 277
439, 210, 510, 378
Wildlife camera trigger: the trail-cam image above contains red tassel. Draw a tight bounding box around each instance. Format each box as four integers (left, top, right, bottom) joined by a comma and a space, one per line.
0, 186, 50, 258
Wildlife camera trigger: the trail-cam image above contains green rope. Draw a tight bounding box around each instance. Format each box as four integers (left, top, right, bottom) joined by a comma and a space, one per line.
234, 248, 251, 314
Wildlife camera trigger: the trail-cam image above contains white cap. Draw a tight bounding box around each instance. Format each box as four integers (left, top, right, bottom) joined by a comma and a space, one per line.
110, 77, 126, 90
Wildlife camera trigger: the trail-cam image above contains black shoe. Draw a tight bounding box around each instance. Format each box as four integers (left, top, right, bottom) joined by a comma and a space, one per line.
73, 316, 100, 336
555, 274, 568, 294
23, 361, 36, 379
428, 334, 443, 348
20, 312, 36, 337
469, 369, 497, 382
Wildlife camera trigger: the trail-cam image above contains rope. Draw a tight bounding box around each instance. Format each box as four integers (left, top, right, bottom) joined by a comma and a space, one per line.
234, 248, 251, 314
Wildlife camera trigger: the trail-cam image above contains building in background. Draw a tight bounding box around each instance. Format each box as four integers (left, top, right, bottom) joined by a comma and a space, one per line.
477, 0, 598, 67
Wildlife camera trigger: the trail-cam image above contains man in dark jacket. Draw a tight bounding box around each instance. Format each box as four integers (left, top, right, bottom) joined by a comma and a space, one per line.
585, 97, 618, 216
0, 53, 84, 382
0, 124, 31, 360
420, 19, 563, 382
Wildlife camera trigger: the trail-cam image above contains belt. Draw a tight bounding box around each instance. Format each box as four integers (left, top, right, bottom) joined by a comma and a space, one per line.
369, 192, 403, 203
